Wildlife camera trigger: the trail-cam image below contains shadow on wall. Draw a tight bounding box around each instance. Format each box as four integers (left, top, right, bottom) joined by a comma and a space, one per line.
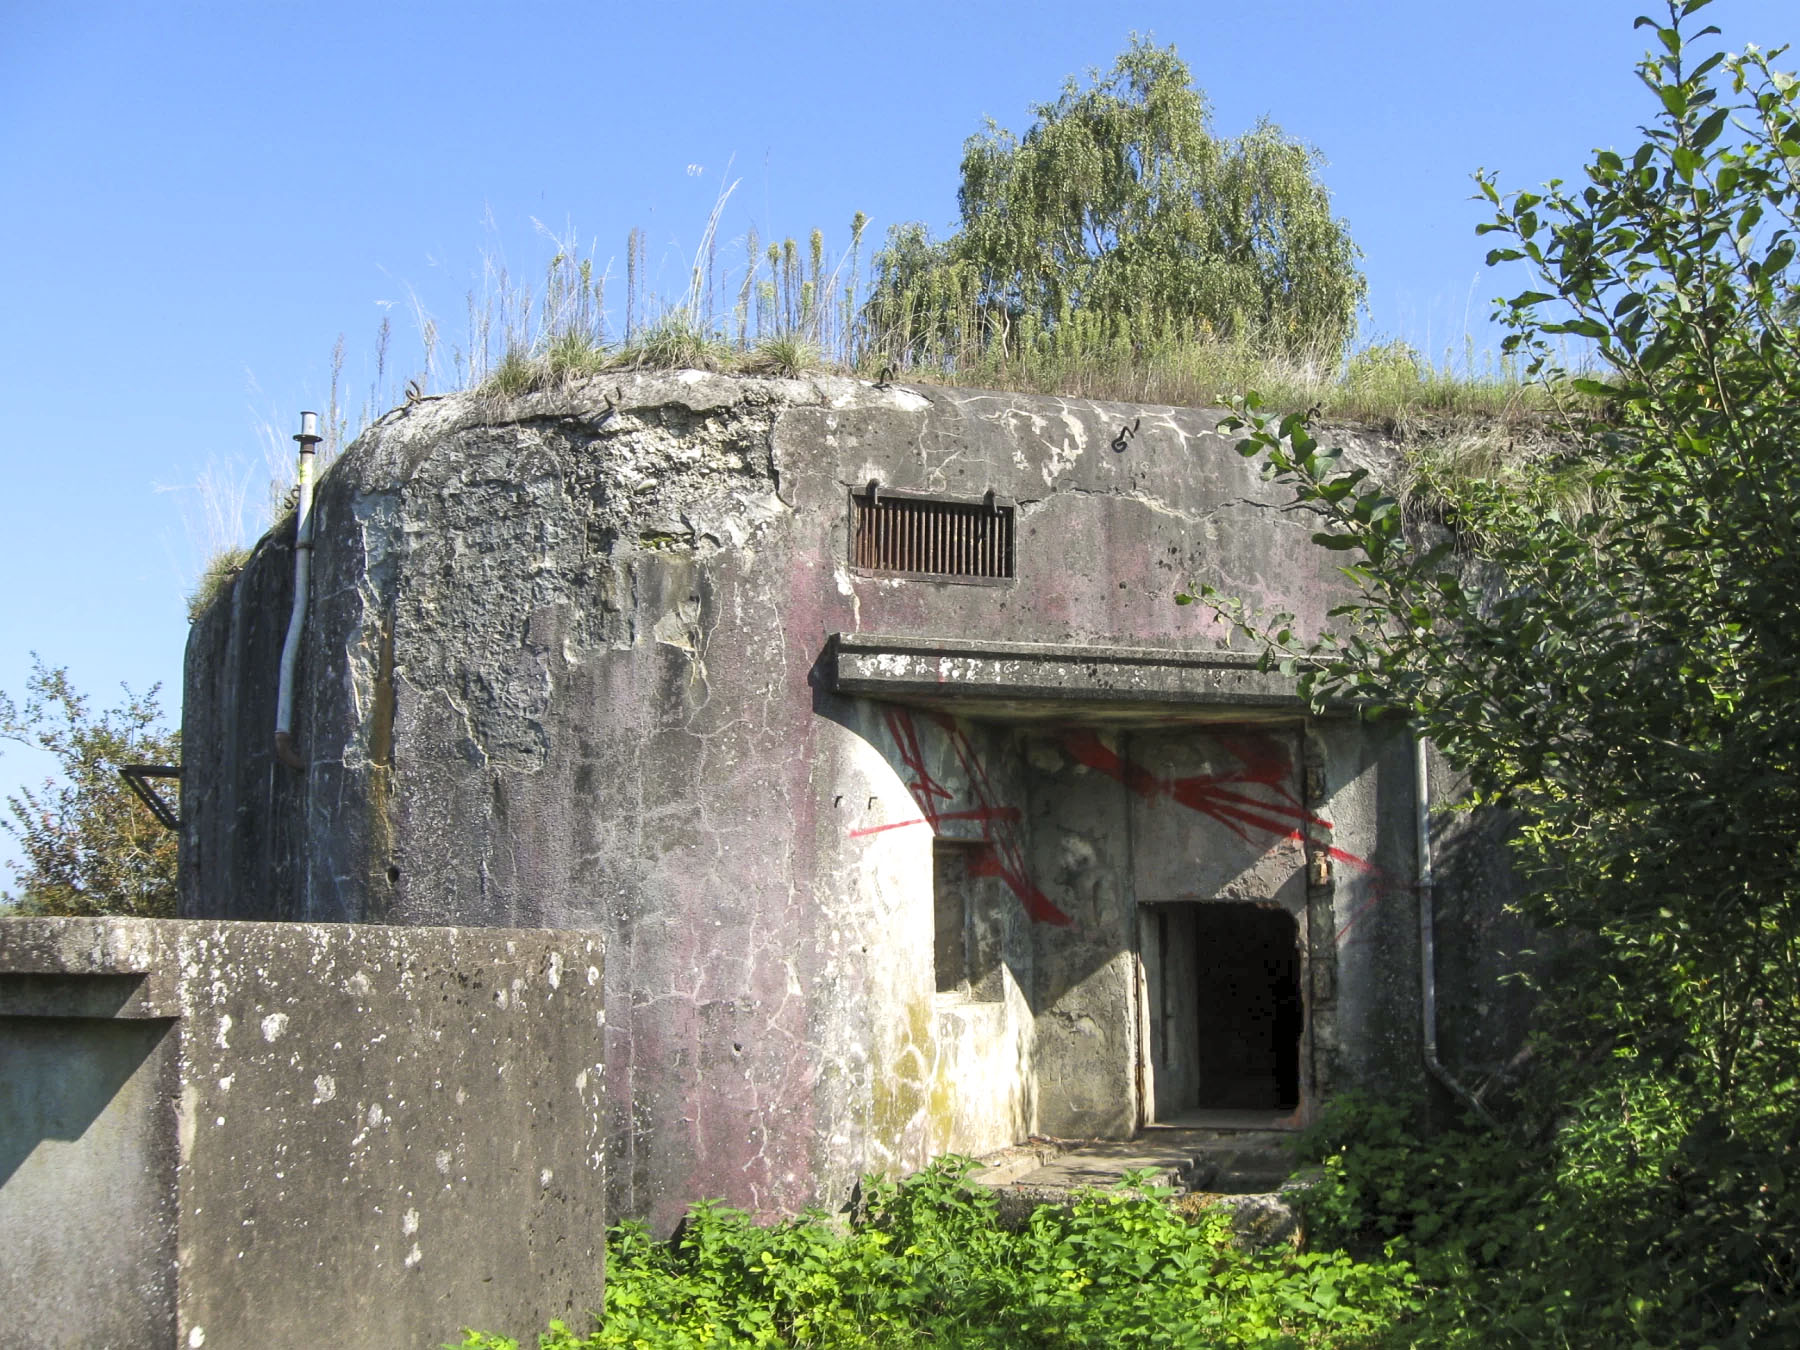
0, 976, 165, 1187
1431, 796, 1537, 1103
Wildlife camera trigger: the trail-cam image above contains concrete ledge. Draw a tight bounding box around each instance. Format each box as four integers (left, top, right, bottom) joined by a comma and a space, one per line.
831, 632, 1305, 719
0, 916, 605, 1350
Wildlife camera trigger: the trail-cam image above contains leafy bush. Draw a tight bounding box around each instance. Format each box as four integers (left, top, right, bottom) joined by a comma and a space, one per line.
1, 658, 179, 916
1206, 4, 1800, 1343
455, 1157, 1420, 1349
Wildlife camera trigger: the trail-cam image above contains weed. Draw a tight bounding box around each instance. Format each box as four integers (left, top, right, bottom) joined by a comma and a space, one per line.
740, 334, 818, 378
186, 546, 250, 621
485, 346, 540, 397
455, 1155, 1420, 1349
546, 331, 608, 384
608, 313, 733, 375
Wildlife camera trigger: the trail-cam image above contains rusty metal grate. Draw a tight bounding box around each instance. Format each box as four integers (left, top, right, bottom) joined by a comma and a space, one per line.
852, 492, 1014, 580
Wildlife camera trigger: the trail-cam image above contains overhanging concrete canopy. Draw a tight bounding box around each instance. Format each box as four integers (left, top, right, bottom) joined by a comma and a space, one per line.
829, 632, 1307, 724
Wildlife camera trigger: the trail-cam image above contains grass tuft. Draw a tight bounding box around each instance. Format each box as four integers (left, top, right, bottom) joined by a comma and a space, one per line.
740, 333, 820, 378
609, 313, 734, 374
546, 330, 609, 383
484, 346, 540, 397
187, 546, 251, 622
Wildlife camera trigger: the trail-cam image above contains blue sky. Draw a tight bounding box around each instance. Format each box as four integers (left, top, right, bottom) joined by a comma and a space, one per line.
1, 0, 1795, 868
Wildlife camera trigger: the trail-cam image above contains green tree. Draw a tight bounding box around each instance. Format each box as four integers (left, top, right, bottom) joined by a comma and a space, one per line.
1, 658, 180, 917
862, 37, 1365, 370
1205, 3, 1800, 1339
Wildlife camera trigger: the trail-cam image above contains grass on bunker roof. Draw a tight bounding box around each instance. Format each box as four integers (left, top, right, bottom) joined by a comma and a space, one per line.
193, 218, 1591, 623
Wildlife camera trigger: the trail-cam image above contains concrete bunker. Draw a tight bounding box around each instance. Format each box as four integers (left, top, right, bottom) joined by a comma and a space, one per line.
180, 372, 1533, 1231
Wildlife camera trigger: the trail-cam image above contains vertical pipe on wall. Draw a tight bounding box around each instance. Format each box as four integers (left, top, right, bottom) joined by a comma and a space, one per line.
1416, 730, 1497, 1125
274, 412, 322, 771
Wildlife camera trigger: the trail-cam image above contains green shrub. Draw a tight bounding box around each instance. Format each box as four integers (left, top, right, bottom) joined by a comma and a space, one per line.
454, 1156, 1420, 1349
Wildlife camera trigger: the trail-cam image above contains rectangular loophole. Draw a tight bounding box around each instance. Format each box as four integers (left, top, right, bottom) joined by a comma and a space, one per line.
933, 840, 1005, 1001
851, 492, 1014, 581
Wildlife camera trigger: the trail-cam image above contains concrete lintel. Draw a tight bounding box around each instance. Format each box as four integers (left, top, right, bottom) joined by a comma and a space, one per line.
0, 917, 179, 1015
831, 632, 1305, 715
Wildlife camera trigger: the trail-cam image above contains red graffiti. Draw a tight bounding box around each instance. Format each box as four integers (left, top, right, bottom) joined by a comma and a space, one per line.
1062, 729, 1331, 845
1328, 846, 1408, 946
877, 708, 1073, 927
861, 715, 1398, 940
1062, 730, 1399, 946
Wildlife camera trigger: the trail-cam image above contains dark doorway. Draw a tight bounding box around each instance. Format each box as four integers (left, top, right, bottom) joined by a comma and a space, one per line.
1143, 902, 1302, 1118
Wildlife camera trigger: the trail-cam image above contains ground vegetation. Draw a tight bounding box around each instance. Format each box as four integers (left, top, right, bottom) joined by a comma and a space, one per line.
455, 1157, 1418, 1350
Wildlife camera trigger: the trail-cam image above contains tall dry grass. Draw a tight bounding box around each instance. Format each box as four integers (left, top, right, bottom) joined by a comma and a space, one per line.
185, 199, 1586, 619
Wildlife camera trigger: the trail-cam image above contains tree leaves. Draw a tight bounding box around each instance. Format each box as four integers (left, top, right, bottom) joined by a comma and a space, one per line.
1206, 10, 1800, 1334
861, 38, 1365, 370
1, 657, 179, 916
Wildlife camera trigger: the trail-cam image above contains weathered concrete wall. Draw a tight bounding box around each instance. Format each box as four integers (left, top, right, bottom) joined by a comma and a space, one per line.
0, 917, 604, 1350
183, 371, 1524, 1231
1428, 748, 1539, 1105
0, 984, 178, 1349
1309, 720, 1425, 1099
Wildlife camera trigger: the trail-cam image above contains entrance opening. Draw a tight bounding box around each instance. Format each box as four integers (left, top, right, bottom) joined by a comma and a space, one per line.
1144, 902, 1302, 1118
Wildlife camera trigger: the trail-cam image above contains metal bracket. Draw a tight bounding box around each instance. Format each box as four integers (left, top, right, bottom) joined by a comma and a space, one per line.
1307, 851, 1332, 888
119, 764, 181, 831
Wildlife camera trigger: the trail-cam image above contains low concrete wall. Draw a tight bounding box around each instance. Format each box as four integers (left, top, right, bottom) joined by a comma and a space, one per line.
0, 917, 605, 1350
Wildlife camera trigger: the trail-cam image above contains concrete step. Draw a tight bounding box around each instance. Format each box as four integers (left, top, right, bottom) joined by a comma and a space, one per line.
1192, 1139, 1299, 1194
971, 1126, 1310, 1241
974, 1128, 1301, 1192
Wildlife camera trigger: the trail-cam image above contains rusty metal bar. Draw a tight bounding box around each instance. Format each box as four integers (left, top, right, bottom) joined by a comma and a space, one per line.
120, 764, 181, 831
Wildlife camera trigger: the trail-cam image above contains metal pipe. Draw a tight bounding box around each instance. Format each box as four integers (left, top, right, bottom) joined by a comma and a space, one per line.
274, 412, 321, 771
1415, 729, 1497, 1126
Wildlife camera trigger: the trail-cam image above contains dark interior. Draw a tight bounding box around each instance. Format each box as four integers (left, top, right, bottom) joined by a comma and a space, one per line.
1192, 902, 1302, 1110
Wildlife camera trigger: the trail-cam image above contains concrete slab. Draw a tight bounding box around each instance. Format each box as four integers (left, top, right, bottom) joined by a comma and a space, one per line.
972, 1126, 1312, 1246
1000, 1137, 1212, 1192
977, 1127, 1300, 1196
